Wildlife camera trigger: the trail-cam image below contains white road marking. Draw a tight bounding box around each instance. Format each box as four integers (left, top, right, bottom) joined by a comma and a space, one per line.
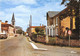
30, 42, 48, 51
30, 42, 38, 49
71, 51, 77, 54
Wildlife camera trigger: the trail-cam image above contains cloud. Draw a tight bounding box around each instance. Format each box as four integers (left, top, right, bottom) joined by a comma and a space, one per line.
0, 11, 5, 16
0, 0, 37, 5
0, 0, 66, 31
5, 5, 31, 13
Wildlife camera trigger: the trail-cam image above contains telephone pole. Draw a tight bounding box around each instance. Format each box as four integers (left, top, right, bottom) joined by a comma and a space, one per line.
29, 15, 32, 27
29, 15, 32, 36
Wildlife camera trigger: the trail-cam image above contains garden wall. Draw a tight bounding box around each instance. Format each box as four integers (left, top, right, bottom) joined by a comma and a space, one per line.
55, 37, 80, 47
31, 36, 80, 47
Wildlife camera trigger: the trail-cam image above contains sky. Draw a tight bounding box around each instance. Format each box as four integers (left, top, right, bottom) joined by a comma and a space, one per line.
0, 0, 66, 31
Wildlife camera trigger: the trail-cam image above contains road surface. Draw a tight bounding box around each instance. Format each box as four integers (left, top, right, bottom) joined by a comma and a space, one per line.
0, 36, 80, 56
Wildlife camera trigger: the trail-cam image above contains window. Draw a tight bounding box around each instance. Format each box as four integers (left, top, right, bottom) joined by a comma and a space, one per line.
3, 25, 5, 27
56, 17, 58, 25
56, 28, 58, 35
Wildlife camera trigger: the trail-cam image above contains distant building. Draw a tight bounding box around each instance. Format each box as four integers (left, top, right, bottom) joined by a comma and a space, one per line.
15, 26, 22, 30
0, 20, 15, 37
11, 13, 15, 27
30, 26, 46, 33
0, 13, 16, 37
46, 7, 75, 37
46, 11, 59, 37
27, 26, 46, 36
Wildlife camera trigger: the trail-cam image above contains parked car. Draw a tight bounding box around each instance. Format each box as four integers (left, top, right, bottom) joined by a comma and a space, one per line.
0, 33, 7, 39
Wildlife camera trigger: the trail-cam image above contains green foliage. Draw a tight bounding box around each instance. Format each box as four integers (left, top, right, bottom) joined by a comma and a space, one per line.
39, 28, 44, 34
16, 29, 23, 34
23, 31, 26, 35
61, 0, 80, 39
35, 27, 44, 34
35, 27, 40, 33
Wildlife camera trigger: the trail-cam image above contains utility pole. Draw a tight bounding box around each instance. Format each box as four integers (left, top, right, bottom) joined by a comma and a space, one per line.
29, 15, 32, 36
30, 15, 32, 27
68, 30, 72, 46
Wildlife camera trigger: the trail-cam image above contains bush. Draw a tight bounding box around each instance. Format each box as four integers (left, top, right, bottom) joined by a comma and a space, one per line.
35, 27, 44, 34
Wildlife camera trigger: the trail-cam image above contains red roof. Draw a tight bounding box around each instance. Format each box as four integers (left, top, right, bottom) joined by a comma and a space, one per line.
2, 24, 14, 27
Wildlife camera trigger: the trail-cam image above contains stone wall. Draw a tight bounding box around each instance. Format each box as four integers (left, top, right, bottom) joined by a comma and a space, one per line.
55, 37, 80, 47
37, 35, 46, 43
32, 36, 80, 47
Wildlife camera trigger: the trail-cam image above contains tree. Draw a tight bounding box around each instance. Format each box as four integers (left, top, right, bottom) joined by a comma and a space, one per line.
26, 27, 30, 33
16, 29, 23, 34
35, 27, 44, 34
39, 28, 44, 34
61, 0, 80, 39
35, 27, 41, 33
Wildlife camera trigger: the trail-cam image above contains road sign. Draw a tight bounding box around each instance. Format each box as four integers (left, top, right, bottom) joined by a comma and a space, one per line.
68, 30, 72, 35
68, 30, 72, 46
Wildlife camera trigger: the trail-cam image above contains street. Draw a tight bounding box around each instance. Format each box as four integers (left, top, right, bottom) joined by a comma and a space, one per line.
0, 36, 80, 56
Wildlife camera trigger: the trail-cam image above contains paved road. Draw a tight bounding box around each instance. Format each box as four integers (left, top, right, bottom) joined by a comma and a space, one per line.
0, 36, 80, 56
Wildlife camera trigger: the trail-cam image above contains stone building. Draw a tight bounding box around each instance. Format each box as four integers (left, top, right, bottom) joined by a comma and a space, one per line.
46, 7, 75, 37
0, 20, 15, 37
0, 13, 16, 37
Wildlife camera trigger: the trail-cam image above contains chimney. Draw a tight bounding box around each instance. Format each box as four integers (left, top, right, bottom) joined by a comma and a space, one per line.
5, 21, 8, 24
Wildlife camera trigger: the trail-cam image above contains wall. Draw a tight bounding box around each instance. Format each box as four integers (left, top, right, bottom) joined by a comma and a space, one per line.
61, 16, 70, 32
8, 26, 14, 37
37, 35, 46, 43
31, 28, 35, 33
61, 16, 75, 31
55, 37, 80, 47
0, 21, 1, 33
32, 36, 80, 47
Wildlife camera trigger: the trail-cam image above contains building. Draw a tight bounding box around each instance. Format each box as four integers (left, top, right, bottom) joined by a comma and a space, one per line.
11, 13, 15, 27
0, 20, 15, 37
27, 25, 46, 36
15, 26, 22, 30
30, 26, 46, 33
46, 11, 59, 37
0, 13, 16, 37
46, 7, 75, 37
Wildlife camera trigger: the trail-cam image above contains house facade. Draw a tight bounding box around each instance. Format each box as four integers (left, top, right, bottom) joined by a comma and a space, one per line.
27, 26, 46, 36
0, 20, 15, 37
46, 11, 59, 37
30, 26, 46, 34
0, 13, 16, 37
46, 8, 75, 37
